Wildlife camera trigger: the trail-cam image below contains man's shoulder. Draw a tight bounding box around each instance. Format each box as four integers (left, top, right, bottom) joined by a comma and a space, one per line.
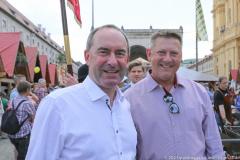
179, 77, 206, 91
214, 89, 224, 98
124, 78, 147, 98
49, 83, 84, 99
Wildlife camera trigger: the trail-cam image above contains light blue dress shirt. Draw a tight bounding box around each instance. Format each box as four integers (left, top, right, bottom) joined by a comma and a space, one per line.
125, 73, 224, 160
26, 76, 137, 160
10, 88, 19, 100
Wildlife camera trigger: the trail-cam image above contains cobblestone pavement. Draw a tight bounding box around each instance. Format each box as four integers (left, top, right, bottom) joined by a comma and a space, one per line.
0, 137, 15, 160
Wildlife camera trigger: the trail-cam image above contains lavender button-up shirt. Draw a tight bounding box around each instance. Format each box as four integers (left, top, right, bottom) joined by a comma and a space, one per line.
125, 73, 224, 160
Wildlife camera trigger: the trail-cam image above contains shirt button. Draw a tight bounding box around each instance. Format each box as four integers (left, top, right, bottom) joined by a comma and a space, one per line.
116, 130, 119, 134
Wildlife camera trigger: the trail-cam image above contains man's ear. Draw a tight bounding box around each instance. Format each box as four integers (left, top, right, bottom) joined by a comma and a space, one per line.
84, 50, 90, 65
146, 48, 151, 61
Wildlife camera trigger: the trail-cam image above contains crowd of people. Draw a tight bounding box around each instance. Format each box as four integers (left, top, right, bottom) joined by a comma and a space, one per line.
0, 24, 234, 159
0, 75, 52, 159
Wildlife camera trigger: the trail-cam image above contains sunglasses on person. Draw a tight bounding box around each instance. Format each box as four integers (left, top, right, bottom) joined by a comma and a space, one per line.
163, 92, 180, 114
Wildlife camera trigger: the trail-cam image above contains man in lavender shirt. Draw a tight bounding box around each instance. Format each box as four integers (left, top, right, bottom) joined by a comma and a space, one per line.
124, 32, 224, 160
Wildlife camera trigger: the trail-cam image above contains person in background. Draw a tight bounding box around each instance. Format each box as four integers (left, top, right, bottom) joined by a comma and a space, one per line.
78, 64, 89, 83
9, 81, 36, 160
62, 64, 89, 87
121, 60, 145, 92
128, 60, 145, 83
125, 31, 224, 159
0, 91, 8, 112
33, 78, 48, 104
26, 24, 137, 160
214, 76, 232, 127
235, 91, 240, 111
10, 74, 26, 100
0, 91, 7, 139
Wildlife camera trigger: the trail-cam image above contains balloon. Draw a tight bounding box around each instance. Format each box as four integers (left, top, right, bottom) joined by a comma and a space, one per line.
34, 66, 40, 73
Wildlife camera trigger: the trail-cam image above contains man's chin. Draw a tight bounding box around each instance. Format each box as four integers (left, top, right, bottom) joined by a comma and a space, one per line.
155, 73, 174, 81
103, 80, 120, 87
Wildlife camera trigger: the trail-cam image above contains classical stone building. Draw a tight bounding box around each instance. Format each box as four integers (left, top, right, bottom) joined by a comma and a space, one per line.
212, 0, 240, 78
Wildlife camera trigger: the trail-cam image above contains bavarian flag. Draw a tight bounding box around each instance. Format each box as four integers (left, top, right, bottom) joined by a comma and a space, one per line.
196, 0, 208, 41
67, 0, 82, 27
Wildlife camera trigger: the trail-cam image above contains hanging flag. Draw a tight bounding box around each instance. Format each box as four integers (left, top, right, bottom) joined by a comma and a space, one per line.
196, 0, 208, 41
67, 0, 82, 27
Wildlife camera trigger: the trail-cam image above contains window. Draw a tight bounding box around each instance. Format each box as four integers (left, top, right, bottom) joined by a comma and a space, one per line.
228, 8, 231, 24
2, 19, 7, 28
11, 26, 15, 32
228, 60, 232, 72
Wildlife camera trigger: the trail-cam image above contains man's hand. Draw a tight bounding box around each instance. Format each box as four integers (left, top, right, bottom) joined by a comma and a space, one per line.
222, 119, 231, 126
62, 73, 78, 87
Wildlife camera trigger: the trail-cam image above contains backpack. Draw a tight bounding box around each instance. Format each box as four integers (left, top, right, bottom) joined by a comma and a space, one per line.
1, 100, 27, 135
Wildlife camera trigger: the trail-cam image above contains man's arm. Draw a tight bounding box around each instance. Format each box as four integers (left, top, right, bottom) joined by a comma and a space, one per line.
26, 97, 64, 160
203, 91, 225, 158
218, 104, 231, 125
29, 92, 39, 103
214, 91, 231, 125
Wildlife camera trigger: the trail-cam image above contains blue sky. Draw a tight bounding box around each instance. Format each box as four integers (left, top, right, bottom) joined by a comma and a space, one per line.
7, 0, 213, 63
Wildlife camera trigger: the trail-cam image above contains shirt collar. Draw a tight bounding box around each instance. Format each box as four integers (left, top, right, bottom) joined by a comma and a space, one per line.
145, 72, 186, 92
83, 76, 124, 102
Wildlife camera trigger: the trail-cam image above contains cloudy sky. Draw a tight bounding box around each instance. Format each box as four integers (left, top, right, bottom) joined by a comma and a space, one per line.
7, 0, 213, 63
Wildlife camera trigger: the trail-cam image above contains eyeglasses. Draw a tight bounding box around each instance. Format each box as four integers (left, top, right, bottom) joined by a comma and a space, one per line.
163, 93, 180, 114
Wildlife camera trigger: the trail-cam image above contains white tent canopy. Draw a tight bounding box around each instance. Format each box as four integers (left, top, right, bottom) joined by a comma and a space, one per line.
177, 67, 218, 82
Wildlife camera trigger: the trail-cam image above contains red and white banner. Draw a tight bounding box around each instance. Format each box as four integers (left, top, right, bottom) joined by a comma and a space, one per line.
67, 0, 82, 27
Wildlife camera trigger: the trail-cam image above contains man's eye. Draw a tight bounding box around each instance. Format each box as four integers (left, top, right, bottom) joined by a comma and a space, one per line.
157, 51, 165, 55
116, 51, 126, 57
170, 51, 178, 56
98, 50, 109, 56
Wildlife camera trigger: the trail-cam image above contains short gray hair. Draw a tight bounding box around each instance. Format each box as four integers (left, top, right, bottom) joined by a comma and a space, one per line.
38, 78, 46, 84
86, 24, 129, 53
17, 80, 31, 94
150, 32, 182, 49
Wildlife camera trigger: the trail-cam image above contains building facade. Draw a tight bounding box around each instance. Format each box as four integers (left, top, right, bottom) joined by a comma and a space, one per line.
0, 0, 80, 82
212, 0, 240, 78
0, 0, 64, 64
188, 54, 215, 75
181, 59, 197, 68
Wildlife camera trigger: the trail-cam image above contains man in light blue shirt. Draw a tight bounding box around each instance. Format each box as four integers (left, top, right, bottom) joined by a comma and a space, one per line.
10, 74, 26, 100
26, 24, 137, 160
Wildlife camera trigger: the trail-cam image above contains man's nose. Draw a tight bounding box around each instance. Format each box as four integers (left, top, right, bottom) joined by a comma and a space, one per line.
163, 53, 172, 61
107, 53, 118, 65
